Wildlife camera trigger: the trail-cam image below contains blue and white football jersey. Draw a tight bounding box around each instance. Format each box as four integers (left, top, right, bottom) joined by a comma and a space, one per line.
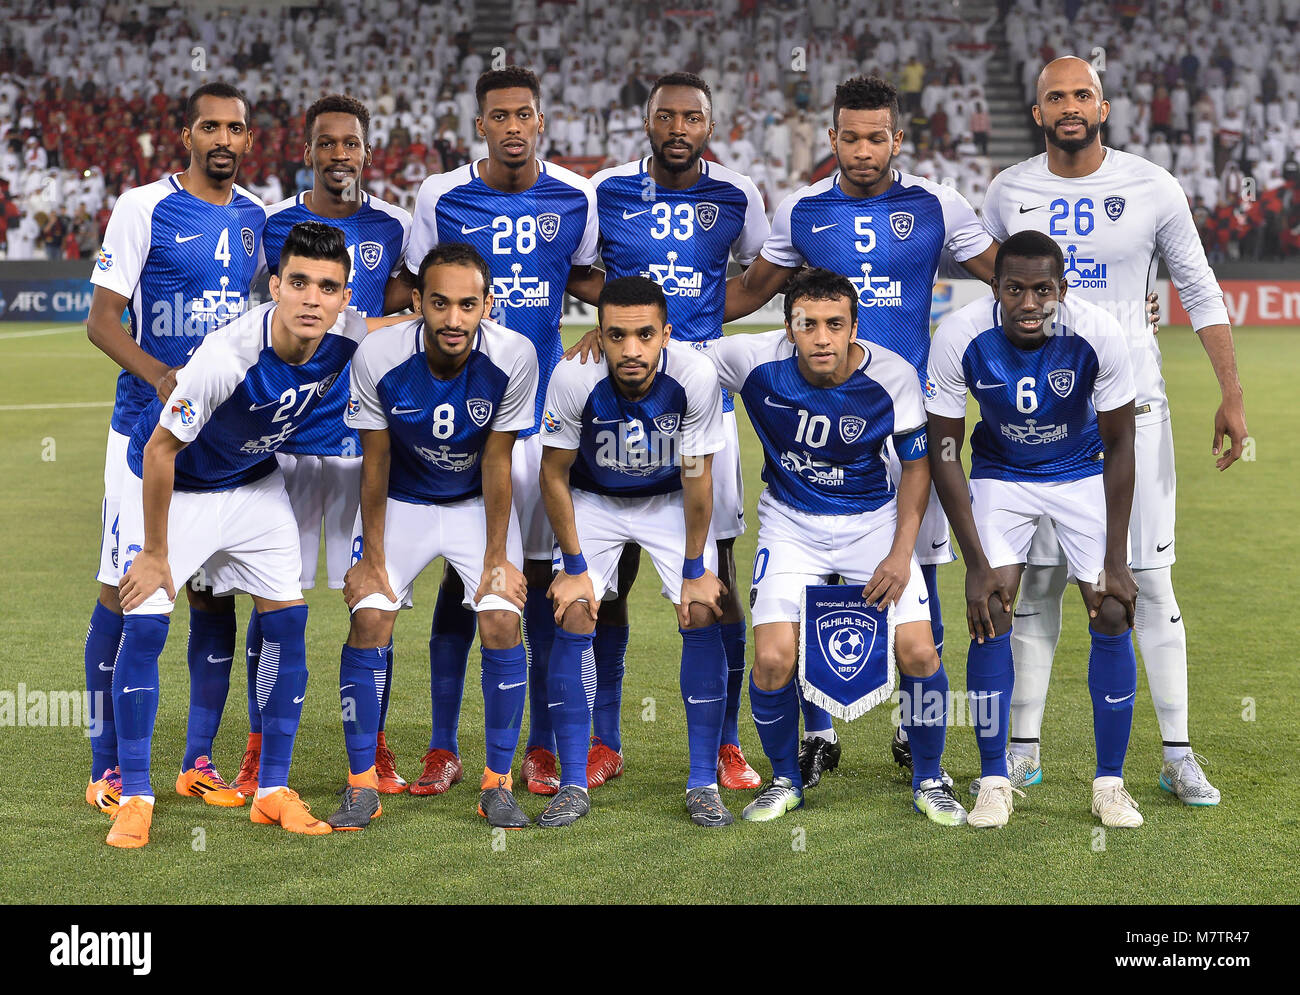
345, 317, 538, 505
541, 341, 725, 499
405, 158, 599, 437
92, 174, 266, 435
263, 191, 412, 456
710, 330, 927, 515
126, 302, 368, 492
761, 169, 990, 375
926, 296, 1136, 482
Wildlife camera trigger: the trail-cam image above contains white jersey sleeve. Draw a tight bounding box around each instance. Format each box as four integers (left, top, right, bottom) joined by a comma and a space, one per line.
345, 325, 393, 433
759, 188, 805, 268
732, 174, 771, 266
404, 169, 466, 275
540, 356, 591, 450
571, 177, 600, 267
483, 320, 540, 433
157, 328, 244, 444
927, 177, 995, 262
1075, 301, 1138, 412
706, 328, 783, 393
1153, 175, 1230, 331
980, 171, 1013, 242
925, 310, 975, 419
866, 343, 927, 434
673, 344, 726, 457
90, 182, 165, 299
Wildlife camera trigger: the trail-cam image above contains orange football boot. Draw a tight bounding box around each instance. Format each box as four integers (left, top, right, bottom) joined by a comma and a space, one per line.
86, 766, 122, 815
231, 732, 261, 798
176, 755, 245, 806
105, 797, 153, 848
718, 743, 762, 790
586, 737, 624, 788
521, 746, 560, 795
250, 788, 332, 835
375, 731, 408, 794
409, 747, 463, 796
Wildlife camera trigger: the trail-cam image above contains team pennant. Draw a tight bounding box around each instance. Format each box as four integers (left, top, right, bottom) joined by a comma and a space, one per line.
798, 584, 895, 721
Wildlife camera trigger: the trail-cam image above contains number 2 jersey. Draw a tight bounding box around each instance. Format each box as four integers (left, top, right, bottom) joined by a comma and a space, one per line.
126, 302, 369, 491
982, 148, 1229, 420
345, 317, 539, 505
708, 329, 927, 515
405, 158, 599, 437
925, 295, 1136, 481
91, 174, 266, 436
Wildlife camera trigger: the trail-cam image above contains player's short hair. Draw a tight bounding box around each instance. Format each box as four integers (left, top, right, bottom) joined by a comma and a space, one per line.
784, 268, 858, 327
305, 93, 371, 144
994, 230, 1064, 280
832, 75, 899, 133
280, 221, 351, 283
475, 66, 542, 112
416, 243, 492, 297
184, 82, 250, 129
647, 72, 713, 118
598, 276, 668, 326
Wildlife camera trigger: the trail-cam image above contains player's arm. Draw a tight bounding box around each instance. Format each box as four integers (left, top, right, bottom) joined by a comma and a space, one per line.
382, 271, 415, 314
86, 286, 178, 401
723, 255, 799, 322
343, 427, 398, 608
565, 264, 605, 306
539, 444, 598, 623
118, 424, 183, 611
1092, 402, 1139, 627
863, 430, 929, 608
957, 241, 1000, 282
1194, 322, 1247, 470
475, 428, 527, 609
678, 451, 725, 626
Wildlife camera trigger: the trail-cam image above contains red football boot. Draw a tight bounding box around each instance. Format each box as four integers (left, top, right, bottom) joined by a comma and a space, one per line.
587, 737, 624, 788
374, 731, 408, 794
717, 743, 762, 790
520, 746, 560, 795
409, 747, 463, 796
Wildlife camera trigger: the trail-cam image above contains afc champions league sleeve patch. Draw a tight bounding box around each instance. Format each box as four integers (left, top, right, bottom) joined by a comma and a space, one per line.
543, 408, 562, 433
170, 397, 198, 426
798, 584, 896, 721
96, 246, 113, 271
346, 396, 361, 418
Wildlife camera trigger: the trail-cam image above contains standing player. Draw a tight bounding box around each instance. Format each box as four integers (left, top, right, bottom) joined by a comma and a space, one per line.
83, 82, 264, 816
926, 231, 1143, 829
108, 223, 368, 847
723, 75, 998, 785
332, 244, 538, 831
709, 270, 966, 825
538, 277, 731, 828
980, 57, 1248, 804
403, 67, 601, 798
583, 71, 769, 790
236, 94, 412, 799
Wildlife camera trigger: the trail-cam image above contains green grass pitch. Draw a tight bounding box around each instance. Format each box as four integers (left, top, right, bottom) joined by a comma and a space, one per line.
0, 318, 1295, 904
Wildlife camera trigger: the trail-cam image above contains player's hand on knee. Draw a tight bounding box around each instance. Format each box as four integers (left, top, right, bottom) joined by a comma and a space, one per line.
1091, 559, 1138, 628
119, 550, 174, 613
562, 326, 603, 364
477, 558, 527, 610
965, 563, 1009, 644
861, 552, 910, 608
343, 557, 396, 610
548, 570, 598, 625
677, 571, 726, 628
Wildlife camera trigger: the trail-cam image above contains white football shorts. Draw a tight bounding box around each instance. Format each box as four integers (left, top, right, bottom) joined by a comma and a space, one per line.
275, 452, 362, 589
884, 439, 955, 566
95, 427, 130, 585
511, 433, 555, 561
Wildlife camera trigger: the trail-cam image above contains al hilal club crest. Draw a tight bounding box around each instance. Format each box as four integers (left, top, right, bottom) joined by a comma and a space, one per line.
467, 398, 493, 427
696, 202, 719, 231
889, 211, 914, 240
359, 241, 383, 271
838, 414, 866, 444
1105, 196, 1126, 221
653, 412, 681, 435
817, 611, 879, 681
1048, 368, 1076, 398
241, 227, 256, 256
538, 213, 561, 242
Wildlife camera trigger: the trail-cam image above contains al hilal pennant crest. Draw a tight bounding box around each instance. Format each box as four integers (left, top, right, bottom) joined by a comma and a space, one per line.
799, 584, 895, 720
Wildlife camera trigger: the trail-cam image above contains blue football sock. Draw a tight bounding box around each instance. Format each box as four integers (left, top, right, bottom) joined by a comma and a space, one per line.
84, 601, 122, 778
548, 627, 595, 788
428, 581, 475, 754
750, 674, 801, 788
720, 621, 747, 748
340, 643, 386, 776
245, 608, 262, 733
1088, 627, 1138, 778
592, 623, 628, 752
920, 563, 944, 659
378, 643, 394, 731
481, 643, 528, 775
680, 624, 726, 789
966, 631, 1014, 778
113, 613, 170, 797
800, 689, 834, 736
901, 665, 949, 788
523, 587, 557, 754
254, 605, 309, 789
183, 607, 236, 770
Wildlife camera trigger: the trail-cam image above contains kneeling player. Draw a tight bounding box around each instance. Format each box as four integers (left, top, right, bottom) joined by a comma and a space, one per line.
709, 269, 965, 825
110, 222, 368, 847
335, 243, 539, 830
926, 231, 1143, 829
539, 276, 732, 828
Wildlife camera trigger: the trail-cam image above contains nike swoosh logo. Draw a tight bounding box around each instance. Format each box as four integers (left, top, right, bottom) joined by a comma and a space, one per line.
461, 224, 489, 234
1105, 693, 1135, 704
919, 595, 929, 604
968, 691, 1002, 701
548, 702, 563, 708
293, 695, 306, 704
498, 680, 527, 690
812, 222, 838, 233
763, 396, 794, 409
175, 233, 203, 243
622, 209, 650, 220
687, 695, 724, 704
390, 406, 423, 415
1018, 205, 1044, 214
592, 416, 624, 425
975, 380, 1006, 390
931, 540, 946, 549
1170, 615, 1181, 623
122, 686, 154, 693
1156, 540, 1173, 551
1013, 610, 1040, 618
207, 654, 233, 664
98, 662, 114, 671
754, 716, 781, 725
340, 684, 355, 691
248, 399, 281, 411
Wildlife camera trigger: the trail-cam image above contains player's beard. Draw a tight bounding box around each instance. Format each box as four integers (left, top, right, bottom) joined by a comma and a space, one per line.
203, 149, 238, 181
1044, 117, 1100, 154
651, 137, 704, 175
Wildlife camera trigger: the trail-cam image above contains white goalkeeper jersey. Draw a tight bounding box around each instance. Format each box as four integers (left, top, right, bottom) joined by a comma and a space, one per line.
982, 147, 1229, 420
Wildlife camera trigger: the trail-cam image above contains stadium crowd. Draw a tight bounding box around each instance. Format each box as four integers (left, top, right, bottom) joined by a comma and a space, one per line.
0, 0, 1297, 262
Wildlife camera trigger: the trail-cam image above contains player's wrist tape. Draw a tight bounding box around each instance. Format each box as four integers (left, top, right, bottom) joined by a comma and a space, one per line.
562, 552, 587, 575
682, 555, 705, 580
